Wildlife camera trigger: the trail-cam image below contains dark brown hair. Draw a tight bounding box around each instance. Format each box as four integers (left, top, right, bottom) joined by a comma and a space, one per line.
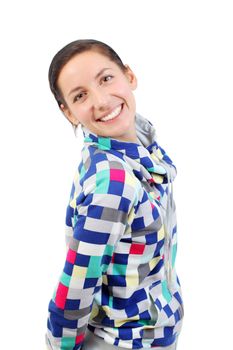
48, 39, 127, 108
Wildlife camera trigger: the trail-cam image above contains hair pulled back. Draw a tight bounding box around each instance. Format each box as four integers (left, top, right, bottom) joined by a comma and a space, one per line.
48, 39, 127, 108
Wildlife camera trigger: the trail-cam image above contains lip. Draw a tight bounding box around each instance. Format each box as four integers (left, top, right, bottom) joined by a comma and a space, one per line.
96, 104, 123, 123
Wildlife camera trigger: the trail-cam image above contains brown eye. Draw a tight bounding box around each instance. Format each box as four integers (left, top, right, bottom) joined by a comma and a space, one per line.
73, 92, 85, 103
102, 75, 113, 82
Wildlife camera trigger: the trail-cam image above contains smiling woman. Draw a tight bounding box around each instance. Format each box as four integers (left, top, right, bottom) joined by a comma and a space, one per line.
56, 50, 137, 142
48, 39, 138, 142
46, 39, 183, 350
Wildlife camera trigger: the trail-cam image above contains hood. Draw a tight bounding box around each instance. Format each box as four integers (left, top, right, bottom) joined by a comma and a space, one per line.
135, 113, 177, 182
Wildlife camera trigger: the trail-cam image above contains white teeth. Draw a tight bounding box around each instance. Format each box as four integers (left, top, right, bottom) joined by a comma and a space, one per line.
99, 105, 122, 122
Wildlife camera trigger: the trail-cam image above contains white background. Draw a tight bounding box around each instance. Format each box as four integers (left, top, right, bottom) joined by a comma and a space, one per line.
0, 1, 232, 349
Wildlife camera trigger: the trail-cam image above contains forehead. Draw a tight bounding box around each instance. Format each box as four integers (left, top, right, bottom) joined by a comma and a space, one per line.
58, 50, 121, 88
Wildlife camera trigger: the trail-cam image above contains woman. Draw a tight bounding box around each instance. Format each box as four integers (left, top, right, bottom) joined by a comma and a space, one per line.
46, 39, 184, 350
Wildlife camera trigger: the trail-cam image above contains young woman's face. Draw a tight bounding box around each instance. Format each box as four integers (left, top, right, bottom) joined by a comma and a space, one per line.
57, 50, 138, 142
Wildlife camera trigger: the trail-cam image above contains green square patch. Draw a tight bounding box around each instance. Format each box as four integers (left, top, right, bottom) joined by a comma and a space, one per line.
60, 272, 71, 287
98, 137, 111, 150
172, 244, 177, 268
86, 256, 102, 278
61, 337, 76, 349
95, 169, 110, 194
104, 244, 114, 257
112, 263, 127, 276
162, 280, 172, 303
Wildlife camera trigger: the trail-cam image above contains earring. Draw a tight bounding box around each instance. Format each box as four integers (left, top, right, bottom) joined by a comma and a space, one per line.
72, 123, 79, 137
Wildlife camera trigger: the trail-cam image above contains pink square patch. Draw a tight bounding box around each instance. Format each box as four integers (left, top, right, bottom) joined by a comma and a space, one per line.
67, 248, 76, 264
110, 169, 125, 182
55, 282, 68, 309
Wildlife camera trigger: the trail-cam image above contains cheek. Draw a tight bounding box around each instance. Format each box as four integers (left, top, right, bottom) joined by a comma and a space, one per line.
113, 82, 135, 101
69, 103, 90, 123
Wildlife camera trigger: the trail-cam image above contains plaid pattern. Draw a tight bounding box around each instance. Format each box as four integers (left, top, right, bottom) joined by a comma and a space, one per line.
46, 115, 183, 350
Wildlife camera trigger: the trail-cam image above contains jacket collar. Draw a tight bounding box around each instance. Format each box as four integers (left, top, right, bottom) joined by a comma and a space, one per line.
81, 113, 176, 185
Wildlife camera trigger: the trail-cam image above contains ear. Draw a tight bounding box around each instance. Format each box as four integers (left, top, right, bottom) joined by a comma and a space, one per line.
124, 64, 137, 90
60, 104, 79, 127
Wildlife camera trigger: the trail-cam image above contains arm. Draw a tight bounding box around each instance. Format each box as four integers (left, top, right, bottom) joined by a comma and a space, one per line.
46, 164, 138, 350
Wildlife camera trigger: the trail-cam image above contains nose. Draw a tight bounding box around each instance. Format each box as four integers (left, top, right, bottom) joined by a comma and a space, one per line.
91, 88, 110, 111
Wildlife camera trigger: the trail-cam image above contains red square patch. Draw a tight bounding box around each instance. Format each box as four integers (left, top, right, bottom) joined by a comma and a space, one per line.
76, 333, 85, 344
111, 253, 115, 263
129, 243, 145, 255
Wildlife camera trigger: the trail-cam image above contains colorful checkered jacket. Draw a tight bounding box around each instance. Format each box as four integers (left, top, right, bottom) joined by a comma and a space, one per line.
46, 113, 184, 349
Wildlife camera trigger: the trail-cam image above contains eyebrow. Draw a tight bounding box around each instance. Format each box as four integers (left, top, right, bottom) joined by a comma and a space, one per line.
68, 67, 111, 96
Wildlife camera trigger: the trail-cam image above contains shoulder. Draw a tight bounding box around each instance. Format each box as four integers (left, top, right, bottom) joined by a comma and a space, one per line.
75, 144, 141, 202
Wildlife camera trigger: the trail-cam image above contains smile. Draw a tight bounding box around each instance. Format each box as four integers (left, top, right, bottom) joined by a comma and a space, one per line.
98, 104, 123, 122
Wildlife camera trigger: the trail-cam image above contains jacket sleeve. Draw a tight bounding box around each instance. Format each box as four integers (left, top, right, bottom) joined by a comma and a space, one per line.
46, 162, 139, 350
